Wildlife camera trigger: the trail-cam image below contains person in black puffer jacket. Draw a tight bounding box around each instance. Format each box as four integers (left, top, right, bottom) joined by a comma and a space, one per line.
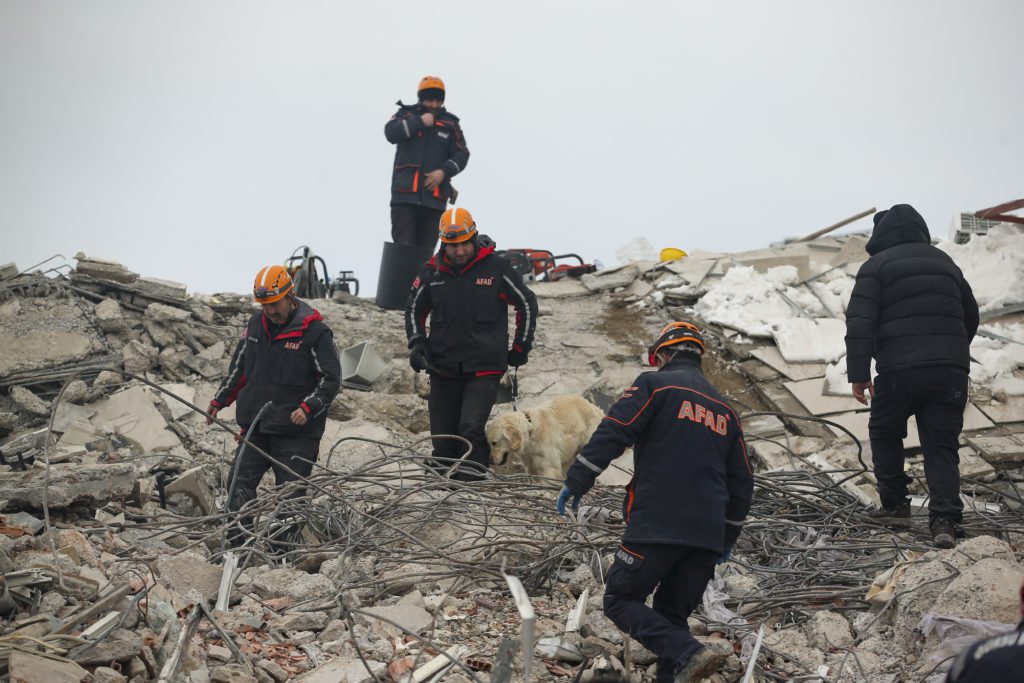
844, 204, 979, 549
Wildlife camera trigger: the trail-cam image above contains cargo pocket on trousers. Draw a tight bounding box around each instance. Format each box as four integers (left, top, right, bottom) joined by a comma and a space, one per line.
614, 545, 645, 571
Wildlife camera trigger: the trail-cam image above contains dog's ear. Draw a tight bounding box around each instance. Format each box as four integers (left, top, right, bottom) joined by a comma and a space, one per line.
503, 424, 523, 451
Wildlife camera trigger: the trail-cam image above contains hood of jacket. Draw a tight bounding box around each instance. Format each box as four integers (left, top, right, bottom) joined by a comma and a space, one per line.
865, 204, 931, 256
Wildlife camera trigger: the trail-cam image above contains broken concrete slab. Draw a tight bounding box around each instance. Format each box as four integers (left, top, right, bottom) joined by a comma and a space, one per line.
357, 604, 433, 637
580, 264, 639, 292
784, 377, 866, 416
749, 346, 826, 382
73, 254, 138, 283
530, 278, 592, 299
663, 257, 717, 286
154, 383, 197, 421
0, 330, 98, 379
975, 396, 1024, 424
772, 318, 846, 363
146, 302, 192, 323
164, 466, 217, 516
827, 411, 922, 449
250, 567, 336, 602
294, 658, 386, 683
157, 553, 223, 602
9, 650, 90, 683
0, 463, 136, 510
965, 434, 1024, 464
84, 385, 189, 456
929, 557, 1024, 625
804, 610, 854, 650
95, 298, 129, 334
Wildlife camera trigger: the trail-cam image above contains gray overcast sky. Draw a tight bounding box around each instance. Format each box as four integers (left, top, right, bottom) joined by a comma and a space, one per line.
2, 1, 1022, 296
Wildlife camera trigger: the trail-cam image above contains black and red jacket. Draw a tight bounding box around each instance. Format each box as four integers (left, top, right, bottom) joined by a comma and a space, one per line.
212, 300, 341, 438
564, 356, 753, 553
384, 102, 470, 211
405, 237, 538, 376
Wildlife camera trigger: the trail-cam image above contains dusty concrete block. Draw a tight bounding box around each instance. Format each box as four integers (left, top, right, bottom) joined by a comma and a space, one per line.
762, 627, 824, 671
256, 659, 289, 682
0, 463, 136, 511
95, 298, 129, 333
122, 339, 159, 374
930, 557, 1024, 625
580, 611, 624, 645
70, 628, 144, 665
272, 610, 331, 632
0, 329, 97, 379
581, 264, 639, 292
85, 385, 187, 455
91, 667, 128, 683
199, 340, 226, 361
0, 298, 20, 317
804, 610, 854, 650
294, 658, 386, 683
210, 664, 257, 682
136, 277, 188, 301
9, 650, 90, 682
357, 604, 433, 637
157, 553, 223, 602
251, 567, 336, 601
208, 644, 232, 662
9, 385, 49, 416
164, 466, 216, 516
146, 302, 192, 322
0, 262, 18, 280
74, 255, 138, 283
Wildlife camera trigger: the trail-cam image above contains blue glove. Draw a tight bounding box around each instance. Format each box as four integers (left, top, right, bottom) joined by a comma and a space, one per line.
717, 545, 733, 565
556, 487, 582, 516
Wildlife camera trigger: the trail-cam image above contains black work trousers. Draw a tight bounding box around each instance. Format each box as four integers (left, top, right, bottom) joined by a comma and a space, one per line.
868, 366, 968, 523
391, 204, 443, 250
603, 543, 719, 683
427, 373, 500, 481
226, 429, 320, 546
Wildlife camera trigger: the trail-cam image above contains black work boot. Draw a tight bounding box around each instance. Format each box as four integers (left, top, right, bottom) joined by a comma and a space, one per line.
674, 648, 720, 683
866, 499, 912, 528
930, 517, 956, 549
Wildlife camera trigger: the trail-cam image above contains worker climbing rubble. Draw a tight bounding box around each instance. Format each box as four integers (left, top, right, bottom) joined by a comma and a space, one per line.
558, 321, 753, 683
207, 265, 342, 544
404, 207, 538, 481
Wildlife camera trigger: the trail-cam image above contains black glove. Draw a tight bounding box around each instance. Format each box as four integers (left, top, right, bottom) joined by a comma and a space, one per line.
409, 342, 430, 373
507, 347, 529, 368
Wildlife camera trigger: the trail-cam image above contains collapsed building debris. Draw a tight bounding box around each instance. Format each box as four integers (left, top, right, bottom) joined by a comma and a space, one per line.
0, 232, 1021, 682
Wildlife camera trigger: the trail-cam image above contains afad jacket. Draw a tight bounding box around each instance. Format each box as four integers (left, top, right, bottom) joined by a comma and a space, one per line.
564, 356, 753, 553
405, 238, 538, 376
212, 300, 341, 438
384, 102, 470, 211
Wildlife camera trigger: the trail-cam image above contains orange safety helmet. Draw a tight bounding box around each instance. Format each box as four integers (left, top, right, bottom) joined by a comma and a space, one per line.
418, 75, 445, 95
252, 265, 294, 304
438, 207, 477, 244
647, 321, 705, 366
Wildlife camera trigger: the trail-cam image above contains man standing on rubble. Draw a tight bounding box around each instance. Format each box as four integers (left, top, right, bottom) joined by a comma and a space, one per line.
206, 265, 341, 539
405, 207, 537, 481
384, 76, 470, 250
845, 204, 979, 550
557, 322, 753, 683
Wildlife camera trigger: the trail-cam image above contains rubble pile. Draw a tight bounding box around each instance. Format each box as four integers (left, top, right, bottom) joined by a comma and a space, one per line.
0, 236, 1021, 682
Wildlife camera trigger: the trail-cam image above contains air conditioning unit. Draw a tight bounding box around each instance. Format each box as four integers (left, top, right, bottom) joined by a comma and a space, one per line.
950, 212, 1002, 244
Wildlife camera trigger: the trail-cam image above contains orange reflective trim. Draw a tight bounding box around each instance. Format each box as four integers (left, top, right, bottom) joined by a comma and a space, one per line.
412, 170, 419, 193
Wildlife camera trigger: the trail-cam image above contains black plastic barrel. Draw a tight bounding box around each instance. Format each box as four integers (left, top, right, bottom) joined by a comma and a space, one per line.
375, 241, 434, 310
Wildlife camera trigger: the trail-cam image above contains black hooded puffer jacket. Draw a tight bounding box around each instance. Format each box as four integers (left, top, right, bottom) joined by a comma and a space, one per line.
844, 204, 979, 383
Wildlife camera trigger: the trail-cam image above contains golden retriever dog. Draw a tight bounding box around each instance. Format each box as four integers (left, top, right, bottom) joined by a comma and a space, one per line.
487, 395, 605, 479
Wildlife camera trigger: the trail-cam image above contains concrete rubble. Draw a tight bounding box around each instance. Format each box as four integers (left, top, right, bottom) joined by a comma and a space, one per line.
0, 236, 1019, 682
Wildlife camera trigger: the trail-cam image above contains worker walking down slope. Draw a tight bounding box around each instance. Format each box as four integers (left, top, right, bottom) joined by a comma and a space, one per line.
384, 75, 470, 251
558, 322, 753, 683
845, 204, 979, 549
405, 208, 537, 481
207, 265, 341, 542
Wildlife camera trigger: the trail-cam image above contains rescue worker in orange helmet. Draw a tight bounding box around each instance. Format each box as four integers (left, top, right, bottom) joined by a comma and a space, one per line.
384, 76, 470, 250
558, 322, 753, 683
207, 265, 341, 544
405, 208, 537, 481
